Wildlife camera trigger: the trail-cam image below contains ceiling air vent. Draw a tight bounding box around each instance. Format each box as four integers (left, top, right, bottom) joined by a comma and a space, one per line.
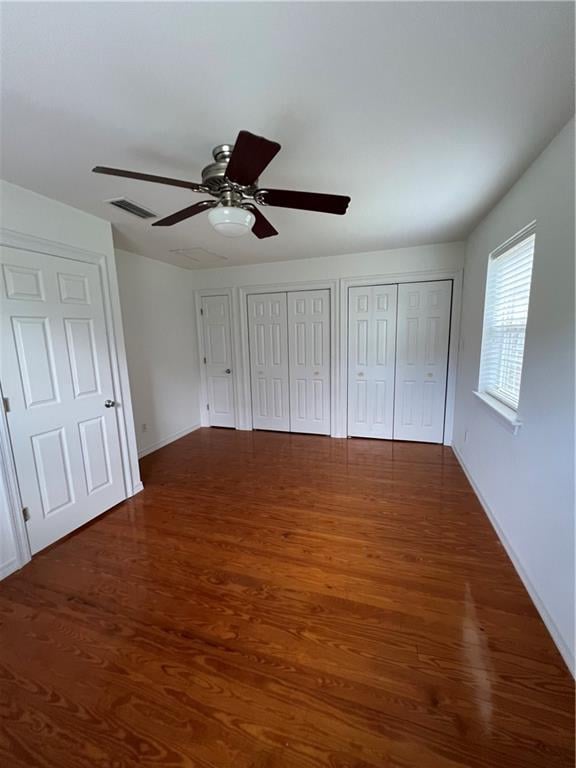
169, 248, 228, 262
107, 197, 156, 219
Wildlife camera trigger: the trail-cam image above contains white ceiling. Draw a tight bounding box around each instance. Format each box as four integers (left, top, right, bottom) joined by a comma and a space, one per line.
1, 2, 573, 270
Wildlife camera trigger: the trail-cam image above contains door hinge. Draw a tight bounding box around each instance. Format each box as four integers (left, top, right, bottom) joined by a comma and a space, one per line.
203, 357, 207, 364
22, 507, 30, 522
206, 403, 210, 411
200, 308, 204, 315
2, 397, 10, 413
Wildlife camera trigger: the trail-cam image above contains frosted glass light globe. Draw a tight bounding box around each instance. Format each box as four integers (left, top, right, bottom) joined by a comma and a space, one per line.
208, 206, 255, 237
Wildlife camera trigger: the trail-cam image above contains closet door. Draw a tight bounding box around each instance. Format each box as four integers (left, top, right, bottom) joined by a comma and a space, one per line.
247, 293, 290, 431
348, 285, 397, 438
394, 280, 452, 443
201, 295, 235, 428
288, 290, 330, 435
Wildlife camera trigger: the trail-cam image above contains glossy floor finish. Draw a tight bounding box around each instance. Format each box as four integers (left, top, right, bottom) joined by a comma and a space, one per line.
1, 430, 573, 768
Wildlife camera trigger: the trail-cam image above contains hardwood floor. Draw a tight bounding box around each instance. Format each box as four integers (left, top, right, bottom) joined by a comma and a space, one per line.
0, 429, 573, 768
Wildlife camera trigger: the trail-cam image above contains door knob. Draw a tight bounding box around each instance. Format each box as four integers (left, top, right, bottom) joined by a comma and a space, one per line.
225, 369, 231, 374
104, 399, 116, 408
358, 372, 364, 377
313, 371, 319, 376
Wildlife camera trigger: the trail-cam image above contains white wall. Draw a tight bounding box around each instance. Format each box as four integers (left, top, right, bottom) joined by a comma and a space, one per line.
116, 249, 201, 456
0, 180, 142, 577
115, 242, 463, 451
0, 179, 115, 255
192, 242, 464, 289
453, 118, 575, 673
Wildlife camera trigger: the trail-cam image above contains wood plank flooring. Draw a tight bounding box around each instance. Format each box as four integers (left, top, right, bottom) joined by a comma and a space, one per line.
0, 429, 573, 767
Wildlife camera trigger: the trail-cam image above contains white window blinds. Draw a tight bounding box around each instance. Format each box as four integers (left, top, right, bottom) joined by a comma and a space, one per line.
479, 226, 535, 412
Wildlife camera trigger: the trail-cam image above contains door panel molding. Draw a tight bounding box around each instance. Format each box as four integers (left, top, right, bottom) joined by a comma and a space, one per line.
200, 294, 236, 428
2, 247, 127, 553
347, 285, 398, 439
288, 289, 330, 435
340, 270, 463, 445
247, 292, 290, 432
0, 228, 142, 577
394, 280, 452, 443
238, 280, 339, 436
195, 287, 241, 430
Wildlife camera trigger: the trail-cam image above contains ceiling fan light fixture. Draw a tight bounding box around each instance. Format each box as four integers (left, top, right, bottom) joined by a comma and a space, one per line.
93, 130, 351, 238
208, 206, 254, 237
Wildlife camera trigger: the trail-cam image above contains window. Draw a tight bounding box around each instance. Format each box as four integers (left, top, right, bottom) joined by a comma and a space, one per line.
478, 223, 535, 412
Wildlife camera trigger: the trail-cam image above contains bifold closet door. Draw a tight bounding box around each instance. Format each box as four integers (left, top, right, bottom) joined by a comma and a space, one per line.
348, 285, 398, 438
394, 280, 452, 443
287, 290, 330, 435
247, 293, 290, 431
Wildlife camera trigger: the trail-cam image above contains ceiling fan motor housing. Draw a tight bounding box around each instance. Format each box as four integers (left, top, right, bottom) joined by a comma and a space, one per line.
201, 143, 257, 200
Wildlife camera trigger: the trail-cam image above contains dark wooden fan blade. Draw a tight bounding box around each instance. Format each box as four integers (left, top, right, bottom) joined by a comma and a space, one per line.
92, 166, 204, 191
258, 188, 350, 215
225, 131, 281, 186
244, 205, 278, 239
152, 200, 217, 227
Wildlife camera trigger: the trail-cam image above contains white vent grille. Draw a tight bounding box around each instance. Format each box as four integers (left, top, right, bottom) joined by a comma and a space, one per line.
107, 197, 156, 219
169, 248, 228, 262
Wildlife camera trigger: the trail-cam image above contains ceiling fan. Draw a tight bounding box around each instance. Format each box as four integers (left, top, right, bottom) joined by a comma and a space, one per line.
93, 130, 351, 239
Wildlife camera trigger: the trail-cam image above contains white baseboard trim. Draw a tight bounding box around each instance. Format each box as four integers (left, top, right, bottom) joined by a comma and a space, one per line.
452, 444, 575, 677
0, 557, 20, 581
137, 424, 201, 459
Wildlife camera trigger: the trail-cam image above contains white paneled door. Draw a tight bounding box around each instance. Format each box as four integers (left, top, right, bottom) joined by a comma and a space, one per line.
288, 290, 330, 435
247, 293, 290, 431
394, 280, 452, 443
201, 295, 235, 428
1, 246, 125, 554
348, 285, 398, 438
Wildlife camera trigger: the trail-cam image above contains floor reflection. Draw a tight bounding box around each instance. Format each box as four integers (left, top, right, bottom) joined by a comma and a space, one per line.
462, 581, 494, 737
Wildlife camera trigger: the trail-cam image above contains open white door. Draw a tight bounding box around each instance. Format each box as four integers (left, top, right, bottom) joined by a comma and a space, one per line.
348, 285, 398, 438
1, 246, 126, 554
247, 293, 290, 431
201, 295, 236, 428
394, 280, 452, 443
287, 290, 330, 435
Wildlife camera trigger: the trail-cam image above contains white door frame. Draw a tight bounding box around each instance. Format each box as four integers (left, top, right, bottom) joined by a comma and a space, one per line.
340, 269, 463, 445
0, 227, 143, 574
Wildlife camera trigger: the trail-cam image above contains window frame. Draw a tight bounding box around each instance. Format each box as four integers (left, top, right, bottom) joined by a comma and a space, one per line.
475, 221, 536, 431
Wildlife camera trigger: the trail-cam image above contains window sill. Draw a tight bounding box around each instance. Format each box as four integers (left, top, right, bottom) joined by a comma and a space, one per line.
473, 391, 522, 435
